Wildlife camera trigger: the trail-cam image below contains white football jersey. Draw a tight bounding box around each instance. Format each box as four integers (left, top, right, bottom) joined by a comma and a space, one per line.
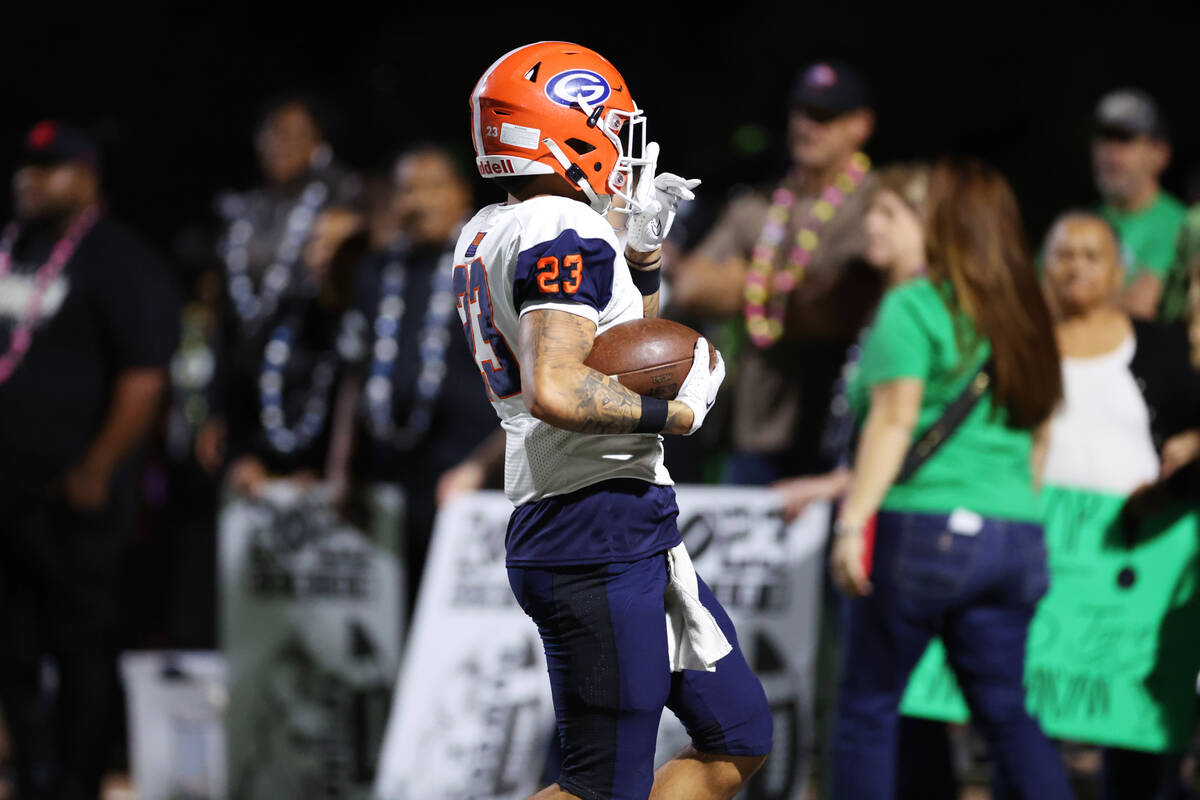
451, 195, 672, 505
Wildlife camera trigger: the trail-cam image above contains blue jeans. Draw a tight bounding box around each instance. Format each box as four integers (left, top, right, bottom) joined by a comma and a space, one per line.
831, 509, 1072, 800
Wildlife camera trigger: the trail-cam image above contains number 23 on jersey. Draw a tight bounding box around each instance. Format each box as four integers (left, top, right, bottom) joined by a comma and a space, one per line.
535, 254, 582, 294
453, 257, 521, 400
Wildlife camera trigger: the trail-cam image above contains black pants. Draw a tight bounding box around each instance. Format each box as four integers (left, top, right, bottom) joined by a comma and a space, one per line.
0, 478, 132, 800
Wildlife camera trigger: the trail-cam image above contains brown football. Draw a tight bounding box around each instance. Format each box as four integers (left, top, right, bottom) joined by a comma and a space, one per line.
584, 318, 716, 400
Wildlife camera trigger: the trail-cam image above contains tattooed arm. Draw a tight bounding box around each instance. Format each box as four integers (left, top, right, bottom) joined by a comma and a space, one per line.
518, 308, 694, 435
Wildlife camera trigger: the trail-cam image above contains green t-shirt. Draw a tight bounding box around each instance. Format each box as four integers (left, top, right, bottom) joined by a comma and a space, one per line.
1099, 191, 1187, 285
849, 279, 1040, 522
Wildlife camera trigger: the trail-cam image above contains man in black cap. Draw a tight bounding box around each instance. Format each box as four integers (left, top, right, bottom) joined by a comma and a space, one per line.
671, 59, 882, 483
1092, 88, 1187, 319
0, 121, 180, 799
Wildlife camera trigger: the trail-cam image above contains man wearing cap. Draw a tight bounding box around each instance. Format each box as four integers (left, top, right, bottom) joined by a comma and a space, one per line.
1092, 88, 1188, 319
671, 59, 882, 483
0, 121, 180, 799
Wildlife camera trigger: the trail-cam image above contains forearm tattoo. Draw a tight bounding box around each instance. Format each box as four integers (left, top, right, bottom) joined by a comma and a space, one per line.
520, 310, 644, 434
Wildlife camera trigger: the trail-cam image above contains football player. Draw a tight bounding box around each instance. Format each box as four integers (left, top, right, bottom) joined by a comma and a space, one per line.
453, 42, 772, 800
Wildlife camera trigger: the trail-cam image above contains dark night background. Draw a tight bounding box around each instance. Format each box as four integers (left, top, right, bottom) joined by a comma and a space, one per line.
2, 2, 1197, 272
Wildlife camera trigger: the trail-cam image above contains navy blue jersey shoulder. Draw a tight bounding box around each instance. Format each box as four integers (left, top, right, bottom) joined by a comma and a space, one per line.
512, 229, 614, 315
506, 478, 681, 566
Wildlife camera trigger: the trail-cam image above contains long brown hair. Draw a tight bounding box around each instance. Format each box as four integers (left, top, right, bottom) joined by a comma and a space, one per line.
924, 156, 1062, 428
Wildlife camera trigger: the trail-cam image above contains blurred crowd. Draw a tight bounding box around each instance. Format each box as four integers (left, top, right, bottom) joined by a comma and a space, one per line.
0, 57, 1199, 800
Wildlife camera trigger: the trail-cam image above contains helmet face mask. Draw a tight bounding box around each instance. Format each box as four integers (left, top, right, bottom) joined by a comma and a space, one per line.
602, 106, 652, 215
469, 41, 653, 216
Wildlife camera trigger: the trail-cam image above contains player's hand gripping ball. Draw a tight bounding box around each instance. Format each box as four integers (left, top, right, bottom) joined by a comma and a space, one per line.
674, 337, 725, 435
584, 319, 724, 434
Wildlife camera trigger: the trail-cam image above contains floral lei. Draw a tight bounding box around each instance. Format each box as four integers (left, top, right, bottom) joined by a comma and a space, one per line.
743, 152, 871, 348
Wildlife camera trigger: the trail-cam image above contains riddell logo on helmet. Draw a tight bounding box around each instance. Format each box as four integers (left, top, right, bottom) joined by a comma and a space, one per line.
478, 157, 517, 176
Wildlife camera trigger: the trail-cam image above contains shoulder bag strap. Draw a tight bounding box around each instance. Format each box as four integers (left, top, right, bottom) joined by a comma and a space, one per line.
894, 358, 994, 484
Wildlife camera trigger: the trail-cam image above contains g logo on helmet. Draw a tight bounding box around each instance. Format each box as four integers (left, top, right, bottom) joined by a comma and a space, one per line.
545, 70, 611, 108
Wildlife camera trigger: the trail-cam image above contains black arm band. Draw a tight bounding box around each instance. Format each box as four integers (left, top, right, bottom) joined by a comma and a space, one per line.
634, 396, 669, 433
628, 265, 662, 296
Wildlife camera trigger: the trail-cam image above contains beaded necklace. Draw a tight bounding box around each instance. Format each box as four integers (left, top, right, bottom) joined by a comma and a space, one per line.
221, 180, 328, 329
259, 314, 338, 455
358, 237, 458, 450
743, 152, 871, 348
0, 205, 102, 384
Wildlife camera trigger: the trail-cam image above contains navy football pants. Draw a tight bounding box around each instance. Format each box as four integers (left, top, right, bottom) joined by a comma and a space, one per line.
508, 552, 773, 800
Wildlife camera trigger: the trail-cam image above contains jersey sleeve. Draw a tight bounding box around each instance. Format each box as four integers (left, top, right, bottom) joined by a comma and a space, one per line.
512, 228, 615, 324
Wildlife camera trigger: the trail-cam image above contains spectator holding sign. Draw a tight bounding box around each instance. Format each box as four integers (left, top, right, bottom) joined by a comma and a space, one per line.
1042, 211, 1200, 799
828, 157, 1070, 798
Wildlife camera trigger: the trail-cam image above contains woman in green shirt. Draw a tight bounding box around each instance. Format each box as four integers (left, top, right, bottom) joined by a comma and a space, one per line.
829, 158, 1070, 798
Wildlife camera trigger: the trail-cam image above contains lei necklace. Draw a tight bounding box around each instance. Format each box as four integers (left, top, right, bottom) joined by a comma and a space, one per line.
221, 180, 328, 329
259, 315, 338, 455
0, 205, 102, 384
743, 152, 871, 348
345, 237, 457, 450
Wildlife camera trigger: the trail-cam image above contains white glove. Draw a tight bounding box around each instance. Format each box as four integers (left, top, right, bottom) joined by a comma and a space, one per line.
675, 338, 725, 435
625, 141, 702, 253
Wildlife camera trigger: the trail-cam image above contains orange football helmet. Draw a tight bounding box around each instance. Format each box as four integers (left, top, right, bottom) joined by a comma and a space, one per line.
469, 41, 651, 214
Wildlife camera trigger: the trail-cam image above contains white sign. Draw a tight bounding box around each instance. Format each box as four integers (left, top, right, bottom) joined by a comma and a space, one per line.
221, 482, 403, 800
375, 488, 828, 800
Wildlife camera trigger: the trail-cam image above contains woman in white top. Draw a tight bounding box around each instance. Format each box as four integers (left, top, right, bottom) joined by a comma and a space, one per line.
1043, 212, 1199, 496
1042, 211, 1200, 800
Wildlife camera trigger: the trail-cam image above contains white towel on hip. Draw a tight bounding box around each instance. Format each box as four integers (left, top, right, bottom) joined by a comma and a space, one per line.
665, 541, 732, 672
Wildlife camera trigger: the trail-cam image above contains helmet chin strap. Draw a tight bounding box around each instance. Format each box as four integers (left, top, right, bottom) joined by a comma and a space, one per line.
541, 137, 610, 214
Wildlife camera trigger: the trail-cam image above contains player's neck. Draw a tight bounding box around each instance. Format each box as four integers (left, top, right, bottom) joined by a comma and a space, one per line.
511, 191, 591, 209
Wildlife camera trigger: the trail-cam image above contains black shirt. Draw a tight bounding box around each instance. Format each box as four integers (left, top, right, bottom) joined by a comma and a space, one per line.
341, 241, 496, 485
1128, 319, 1200, 449
0, 215, 180, 486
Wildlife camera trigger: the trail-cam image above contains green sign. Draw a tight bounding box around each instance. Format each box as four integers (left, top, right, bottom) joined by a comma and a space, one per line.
900, 485, 1200, 752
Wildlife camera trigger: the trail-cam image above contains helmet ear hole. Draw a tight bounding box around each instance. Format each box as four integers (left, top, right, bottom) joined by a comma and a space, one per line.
593, 162, 603, 172
564, 137, 596, 156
